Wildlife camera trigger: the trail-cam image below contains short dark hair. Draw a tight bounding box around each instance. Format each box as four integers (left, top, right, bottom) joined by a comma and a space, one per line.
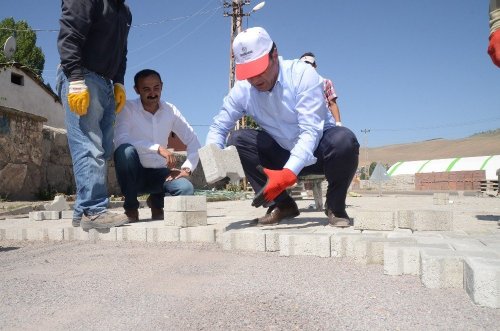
269, 42, 277, 57
134, 69, 162, 87
299, 51, 315, 59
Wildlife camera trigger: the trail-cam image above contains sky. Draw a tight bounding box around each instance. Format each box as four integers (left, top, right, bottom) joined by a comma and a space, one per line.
2, 0, 500, 148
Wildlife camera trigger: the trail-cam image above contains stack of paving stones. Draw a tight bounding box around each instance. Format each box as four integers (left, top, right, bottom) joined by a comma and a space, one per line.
221, 209, 500, 309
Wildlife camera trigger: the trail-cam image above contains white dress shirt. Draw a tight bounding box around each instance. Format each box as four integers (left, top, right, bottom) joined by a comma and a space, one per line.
114, 98, 200, 170
206, 57, 334, 175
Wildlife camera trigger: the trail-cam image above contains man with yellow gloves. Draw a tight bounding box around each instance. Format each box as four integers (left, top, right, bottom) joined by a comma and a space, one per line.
55, 0, 132, 230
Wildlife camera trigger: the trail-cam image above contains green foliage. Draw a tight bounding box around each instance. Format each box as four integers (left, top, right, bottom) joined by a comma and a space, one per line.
0, 18, 45, 78
244, 115, 260, 129
369, 161, 377, 176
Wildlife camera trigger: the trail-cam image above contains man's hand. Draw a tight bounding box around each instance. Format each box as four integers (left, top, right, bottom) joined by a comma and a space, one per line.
166, 168, 191, 181
67, 80, 89, 115
252, 166, 297, 207
114, 83, 127, 113
158, 145, 177, 169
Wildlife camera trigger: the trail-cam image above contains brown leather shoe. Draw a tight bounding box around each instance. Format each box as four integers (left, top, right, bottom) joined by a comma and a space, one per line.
146, 196, 164, 220
124, 208, 139, 223
327, 210, 351, 227
257, 200, 300, 226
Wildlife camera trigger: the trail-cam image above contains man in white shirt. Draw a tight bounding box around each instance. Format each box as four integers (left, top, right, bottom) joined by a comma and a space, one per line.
206, 27, 359, 227
114, 69, 201, 222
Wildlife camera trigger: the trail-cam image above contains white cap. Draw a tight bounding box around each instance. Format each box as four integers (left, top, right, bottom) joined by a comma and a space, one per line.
233, 27, 273, 80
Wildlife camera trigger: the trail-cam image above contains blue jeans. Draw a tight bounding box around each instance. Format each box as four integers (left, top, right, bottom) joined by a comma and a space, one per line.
56, 67, 115, 220
114, 144, 194, 210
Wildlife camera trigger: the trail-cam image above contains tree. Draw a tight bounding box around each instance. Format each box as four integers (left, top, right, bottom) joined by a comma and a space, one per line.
0, 18, 45, 79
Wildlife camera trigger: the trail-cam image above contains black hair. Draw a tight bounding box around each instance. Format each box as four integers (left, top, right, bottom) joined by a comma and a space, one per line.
134, 69, 162, 87
269, 42, 277, 57
299, 51, 315, 59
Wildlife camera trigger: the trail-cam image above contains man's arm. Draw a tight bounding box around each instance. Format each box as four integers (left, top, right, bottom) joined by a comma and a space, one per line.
169, 105, 202, 172
206, 90, 245, 148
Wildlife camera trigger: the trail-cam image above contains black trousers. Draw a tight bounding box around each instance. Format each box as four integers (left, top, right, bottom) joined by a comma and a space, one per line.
227, 127, 359, 217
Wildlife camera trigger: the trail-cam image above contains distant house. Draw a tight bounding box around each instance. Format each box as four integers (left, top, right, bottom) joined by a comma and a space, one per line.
0, 63, 65, 128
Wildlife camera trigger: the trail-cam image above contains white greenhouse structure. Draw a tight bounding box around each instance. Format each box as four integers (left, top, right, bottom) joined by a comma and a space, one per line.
387, 155, 500, 180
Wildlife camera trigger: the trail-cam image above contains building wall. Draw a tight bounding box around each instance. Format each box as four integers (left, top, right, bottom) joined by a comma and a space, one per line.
0, 66, 65, 129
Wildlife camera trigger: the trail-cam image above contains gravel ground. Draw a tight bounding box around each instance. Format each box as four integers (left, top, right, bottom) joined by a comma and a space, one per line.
0, 240, 498, 331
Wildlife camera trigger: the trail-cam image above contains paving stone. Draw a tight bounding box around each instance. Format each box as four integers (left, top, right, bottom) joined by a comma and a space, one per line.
29, 211, 44, 221
164, 196, 207, 212
222, 229, 266, 251
354, 210, 395, 231
198, 144, 245, 184
146, 227, 180, 242
116, 227, 146, 242
61, 210, 74, 219
42, 211, 61, 220
180, 226, 216, 243
47, 228, 64, 241
264, 231, 281, 252
464, 257, 500, 308
398, 210, 453, 231
4, 228, 26, 240
164, 211, 207, 227
279, 233, 331, 257
331, 232, 387, 258
420, 249, 500, 289
383, 243, 453, 276
63, 227, 88, 241
26, 228, 48, 241
44, 195, 70, 211
353, 237, 417, 265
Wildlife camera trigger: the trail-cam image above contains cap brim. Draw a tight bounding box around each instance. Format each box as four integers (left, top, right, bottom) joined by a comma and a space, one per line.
235, 54, 269, 80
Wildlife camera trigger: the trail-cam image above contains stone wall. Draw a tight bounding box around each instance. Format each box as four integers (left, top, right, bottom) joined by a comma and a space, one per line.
0, 106, 46, 200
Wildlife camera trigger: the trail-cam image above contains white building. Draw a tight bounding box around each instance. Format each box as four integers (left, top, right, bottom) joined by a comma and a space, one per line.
0, 63, 64, 128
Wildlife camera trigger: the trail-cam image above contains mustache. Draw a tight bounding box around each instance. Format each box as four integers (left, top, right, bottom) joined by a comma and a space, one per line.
146, 95, 159, 100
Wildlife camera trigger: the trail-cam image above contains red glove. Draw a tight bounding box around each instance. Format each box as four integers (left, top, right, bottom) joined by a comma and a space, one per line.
252, 166, 297, 207
488, 30, 500, 68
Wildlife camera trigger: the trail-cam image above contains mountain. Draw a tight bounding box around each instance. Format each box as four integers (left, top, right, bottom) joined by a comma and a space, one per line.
360, 129, 500, 167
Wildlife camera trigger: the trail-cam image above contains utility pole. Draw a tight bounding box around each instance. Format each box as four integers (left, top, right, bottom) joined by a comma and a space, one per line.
223, 0, 265, 129
360, 129, 371, 167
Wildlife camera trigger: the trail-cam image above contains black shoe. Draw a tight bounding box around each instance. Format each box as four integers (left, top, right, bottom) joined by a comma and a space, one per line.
257, 200, 300, 226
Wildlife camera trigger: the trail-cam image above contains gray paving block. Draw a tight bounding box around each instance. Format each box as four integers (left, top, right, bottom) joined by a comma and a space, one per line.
44, 195, 70, 211
398, 210, 453, 231
180, 226, 216, 243
26, 228, 48, 241
353, 237, 416, 265
420, 249, 500, 289
198, 144, 245, 184
0, 229, 5, 240
164, 196, 207, 212
383, 243, 453, 276
164, 210, 207, 227
42, 211, 61, 220
116, 227, 146, 242
63, 227, 88, 241
279, 233, 331, 257
222, 229, 266, 251
464, 257, 500, 308
61, 210, 74, 219
87, 228, 117, 241
433, 192, 449, 205
146, 227, 180, 242
29, 211, 44, 221
354, 210, 395, 231
331, 232, 387, 258
4, 228, 26, 240
264, 231, 281, 252
47, 228, 64, 241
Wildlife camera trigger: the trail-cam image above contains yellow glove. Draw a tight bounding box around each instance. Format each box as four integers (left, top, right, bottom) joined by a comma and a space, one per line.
67, 80, 89, 116
114, 83, 126, 114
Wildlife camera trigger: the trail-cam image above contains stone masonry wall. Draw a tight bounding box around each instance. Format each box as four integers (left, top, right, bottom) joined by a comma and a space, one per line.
0, 107, 46, 200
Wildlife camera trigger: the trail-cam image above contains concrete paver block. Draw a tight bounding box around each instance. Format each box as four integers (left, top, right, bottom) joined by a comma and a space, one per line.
180, 226, 216, 243
420, 249, 500, 289
42, 211, 61, 220
383, 243, 453, 276
4, 228, 26, 240
116, 227, 146, 242
47, 228, 64, 241
433, 192, 449, 205
29, 211, 44, 221
222, 229, 266, 251
331, 233, 387, 258
63, 227, 88, 241
146, 227, 180, 242
464, 257, 500, 308
279, 233, 331, 257
164, 196, 207, 212
61, 210, 74, 219
198, 144, 245, 184
44, 195, 70, 211
264, 231, 281, 252
26, 228, 48, 241
353, 237, 416, 265
398, 210, 453, 231
354, 210, 395, 231
165, 211, 207, 228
